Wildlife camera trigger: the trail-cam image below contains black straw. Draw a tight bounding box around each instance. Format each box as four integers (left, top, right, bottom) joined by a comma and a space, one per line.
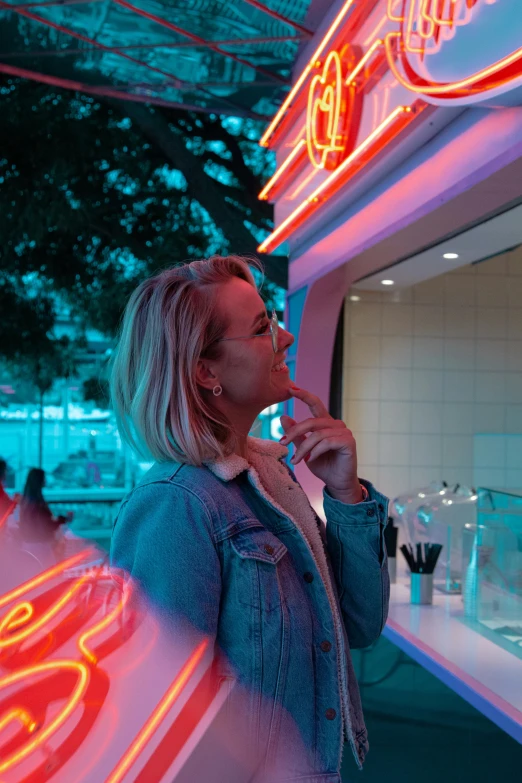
400, 543, 443, 574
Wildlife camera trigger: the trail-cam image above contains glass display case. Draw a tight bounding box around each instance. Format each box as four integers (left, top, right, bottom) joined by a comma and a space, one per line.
392, 482, 478, 593
462, 487, 522, 659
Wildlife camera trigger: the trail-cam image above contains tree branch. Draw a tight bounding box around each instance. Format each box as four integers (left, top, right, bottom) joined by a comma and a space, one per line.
116, 101, 287, 288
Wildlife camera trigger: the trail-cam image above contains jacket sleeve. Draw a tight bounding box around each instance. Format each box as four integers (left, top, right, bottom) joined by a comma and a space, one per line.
323, 479, 390, 649
110, 480, 221, 639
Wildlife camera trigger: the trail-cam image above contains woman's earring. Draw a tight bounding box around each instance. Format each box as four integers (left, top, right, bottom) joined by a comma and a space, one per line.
212, 385, 223, 397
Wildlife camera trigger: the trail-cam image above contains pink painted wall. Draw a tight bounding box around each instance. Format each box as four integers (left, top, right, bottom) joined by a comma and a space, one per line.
291, 265, 353, 515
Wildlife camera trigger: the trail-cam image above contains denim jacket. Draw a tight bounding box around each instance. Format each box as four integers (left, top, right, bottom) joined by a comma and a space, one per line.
110, 438, 389, 782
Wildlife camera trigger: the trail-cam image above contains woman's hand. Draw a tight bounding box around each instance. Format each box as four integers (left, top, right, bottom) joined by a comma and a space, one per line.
280, 387, 363, 504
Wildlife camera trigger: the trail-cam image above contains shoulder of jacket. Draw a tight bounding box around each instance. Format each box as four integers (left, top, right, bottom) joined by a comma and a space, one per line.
116, 463, 225, 537
136, 461, 225, 505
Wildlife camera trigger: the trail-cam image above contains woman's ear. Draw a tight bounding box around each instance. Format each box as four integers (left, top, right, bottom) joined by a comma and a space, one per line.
196, 358, 219, 392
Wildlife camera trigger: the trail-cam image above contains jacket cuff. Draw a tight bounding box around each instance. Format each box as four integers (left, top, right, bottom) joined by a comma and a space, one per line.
323, 478, 389, 527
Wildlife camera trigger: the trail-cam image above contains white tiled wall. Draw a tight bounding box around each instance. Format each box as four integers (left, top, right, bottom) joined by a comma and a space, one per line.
342, 247, 522, 500
473, 434, 522, 490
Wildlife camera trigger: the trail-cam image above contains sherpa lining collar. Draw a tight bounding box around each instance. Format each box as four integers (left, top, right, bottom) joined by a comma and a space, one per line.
204, 436, 289, 482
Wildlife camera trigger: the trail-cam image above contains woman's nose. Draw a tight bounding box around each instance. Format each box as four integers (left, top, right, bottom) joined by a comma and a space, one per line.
279, 328, 294, 351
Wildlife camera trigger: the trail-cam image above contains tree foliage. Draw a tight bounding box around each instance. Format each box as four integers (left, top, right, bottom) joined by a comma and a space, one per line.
0, 76, 286, 396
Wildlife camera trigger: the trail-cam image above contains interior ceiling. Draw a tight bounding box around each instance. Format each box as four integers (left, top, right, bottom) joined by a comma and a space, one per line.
353, 203, 522, 290
0, 0, 326, 119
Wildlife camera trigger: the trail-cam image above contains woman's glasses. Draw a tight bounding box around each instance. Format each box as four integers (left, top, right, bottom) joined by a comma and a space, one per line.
216, 310, 279, 353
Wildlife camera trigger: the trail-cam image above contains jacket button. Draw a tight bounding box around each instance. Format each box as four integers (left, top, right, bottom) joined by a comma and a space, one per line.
325, 708, 336, 720
366, 507, 375, 518
320, 640, 332, 652
378, 503, 384, 513
263, 544, 274, 555
303, 572, 314, 583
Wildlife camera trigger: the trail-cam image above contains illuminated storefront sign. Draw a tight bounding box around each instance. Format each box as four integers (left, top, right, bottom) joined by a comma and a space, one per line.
388, 0, 522, 100
258, 0, 522, 253
0, 551, 211, 782
305, 48, 363, 170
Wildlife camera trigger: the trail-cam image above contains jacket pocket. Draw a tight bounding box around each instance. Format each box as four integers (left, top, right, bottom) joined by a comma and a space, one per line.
229, 526, 287, 612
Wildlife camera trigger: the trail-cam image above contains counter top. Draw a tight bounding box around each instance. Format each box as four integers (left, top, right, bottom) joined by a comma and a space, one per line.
383, 576, 522, 743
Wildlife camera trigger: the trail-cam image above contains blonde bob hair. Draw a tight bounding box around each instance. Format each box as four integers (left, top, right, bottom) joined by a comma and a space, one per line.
110, 254, 263, 466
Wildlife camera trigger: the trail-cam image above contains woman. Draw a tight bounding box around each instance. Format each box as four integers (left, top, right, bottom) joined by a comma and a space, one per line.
0, 458, 17, 525
19, 468, 72, 543
110, 255, 389, 782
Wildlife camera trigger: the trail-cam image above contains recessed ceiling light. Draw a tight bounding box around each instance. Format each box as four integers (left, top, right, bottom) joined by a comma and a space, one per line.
443, 252, 459, 259
381, 279, 394, 286
350, 295, 361, 301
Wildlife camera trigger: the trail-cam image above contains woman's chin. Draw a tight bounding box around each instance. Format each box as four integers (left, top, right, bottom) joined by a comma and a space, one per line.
269, 386, 293, 405
264, 369, 292, 404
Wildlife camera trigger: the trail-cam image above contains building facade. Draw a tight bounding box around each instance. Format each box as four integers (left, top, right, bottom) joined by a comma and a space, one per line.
258, 0, 522, 511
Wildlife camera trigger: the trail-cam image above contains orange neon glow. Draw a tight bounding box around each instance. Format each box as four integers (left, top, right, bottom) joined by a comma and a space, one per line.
419, 1, 437, 42
306, 50, 347, 169
0, 555, 213, 783
426, 0, 469, 27
390, 0, 522, 93
105, 638, 209, 783
384, 30, 522, 96
259, 139, 306, 200
363, 6, 395, 47
291, 124, 307, 145
261, 42, 373, 198
387, 0, 405, 22
345, 38, 383, 85
259, 0, 357, 147
422, 0, 454, 31
77, 577, 131, 665
0, 569, 141, 776
257, 0, 520, 252
404, 0, 428, 53
0, 707, 37, 735
260, 0, 520, 160
0, 572, 92, 650
0, 554, 185, 781
258, 105, 417, 253
0, 601, 32, 634
402, 0, 474, 56
288, 167, 320, 201
258, 16, 387, 200
0, 660, 89, 775
0, 550, 94, 610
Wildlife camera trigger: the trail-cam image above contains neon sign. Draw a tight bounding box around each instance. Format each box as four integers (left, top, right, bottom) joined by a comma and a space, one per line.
0, 660, 91, 776
0, 550, 212, 782
306, 48, 363, 170
388, 0, 522, 99
258, 0, 522, 253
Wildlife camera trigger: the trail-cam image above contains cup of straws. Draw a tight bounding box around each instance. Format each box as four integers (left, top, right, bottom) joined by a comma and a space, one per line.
400, 543, 443, 605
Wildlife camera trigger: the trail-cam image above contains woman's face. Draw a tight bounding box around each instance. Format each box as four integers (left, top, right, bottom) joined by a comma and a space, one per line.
198, 277, 295, 413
